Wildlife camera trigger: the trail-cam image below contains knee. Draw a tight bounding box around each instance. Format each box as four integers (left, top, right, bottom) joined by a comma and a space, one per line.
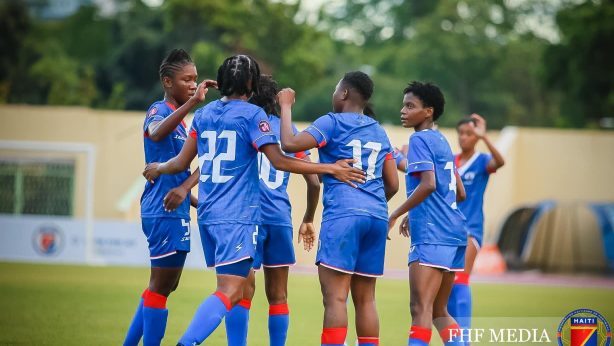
410, 299, 432, 318
266, 288, 287, 305
323, 293, 347, 309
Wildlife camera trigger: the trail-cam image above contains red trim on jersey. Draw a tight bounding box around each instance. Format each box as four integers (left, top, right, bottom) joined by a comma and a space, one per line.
165, 101, 177, 111
213, 291, 232, 311
409, 325, 432, 343
269, 303, 290, 315
321, 327, 347, 344
385, 152, 394, 161
358, 336, 379, 345
454, 154, 461, 169
454, 272, 470, 285
295, 151, 307, 159
189, 129, 197, 139
143, 289, 167, 309
487, 165, 497, 174
439, 323, 461, 342
237, 299, 252, 309
318, 140, 327, 148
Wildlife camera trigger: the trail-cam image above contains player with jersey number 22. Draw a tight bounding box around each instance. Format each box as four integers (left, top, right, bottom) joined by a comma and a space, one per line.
143, 54, 365, 346
388, 81, 467, 346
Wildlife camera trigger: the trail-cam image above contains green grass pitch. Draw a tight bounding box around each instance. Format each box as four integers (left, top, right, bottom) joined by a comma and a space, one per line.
0, 262, 612, 345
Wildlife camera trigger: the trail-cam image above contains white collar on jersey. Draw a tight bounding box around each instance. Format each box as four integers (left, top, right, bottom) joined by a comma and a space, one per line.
457, 151, 480, 176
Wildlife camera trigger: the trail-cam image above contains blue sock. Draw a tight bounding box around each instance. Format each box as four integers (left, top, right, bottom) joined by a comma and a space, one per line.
269, 303, 290, 346
142, 290, 169, 346
450, 283, 472, 330
123, 293, 145, 346
225, 299, 251, 346
178, 292, 231, 345
143, 307, 168, 346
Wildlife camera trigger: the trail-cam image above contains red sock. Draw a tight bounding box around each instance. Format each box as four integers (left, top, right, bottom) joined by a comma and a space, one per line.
454, 272, 470, 285
358, 336, 379, 345
321, 327, 347, 345
269, 303, 289, 315
439, 323, 462, 342
143, 289, 167, 309
237, 298, 251, 309
409, 325, 432, 344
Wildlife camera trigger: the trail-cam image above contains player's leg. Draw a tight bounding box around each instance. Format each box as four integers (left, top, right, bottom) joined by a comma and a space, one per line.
265, 266, 290, 346
448, 237, 478, 330
178, 224, 256, 345
319, 265, 352, 346
125, 218, 189, 346
351, 217, 387, 346
225, 269, 256, 346
407, 258, 444, 345
316, 216, 360, 346
261, 224, 295, 346
351, 275, 379, 346
434, 270, 464, 345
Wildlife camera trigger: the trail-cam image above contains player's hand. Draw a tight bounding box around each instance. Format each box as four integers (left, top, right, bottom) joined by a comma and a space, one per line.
277, 88, 295, 107
298, 222, 316, 251
163, 186, 188, 212
398, 144, 409, 157
331, 159, 366, 188
470, 113, 487, 139
399, 215, 409, 238
192, 79, 217, 103
143, 163, 161, 183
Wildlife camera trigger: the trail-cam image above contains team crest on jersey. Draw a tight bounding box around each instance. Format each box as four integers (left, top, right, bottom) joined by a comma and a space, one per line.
32, 225, 63, 256
259, 120, 271, 133
147, 106, 158, 117
557, 308, 611, 346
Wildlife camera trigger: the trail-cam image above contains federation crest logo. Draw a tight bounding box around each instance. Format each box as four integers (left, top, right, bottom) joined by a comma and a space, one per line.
32, 225, 63, 256
258, 120, 271, 133
558, 308, 611, 346
147, 106, 158, 117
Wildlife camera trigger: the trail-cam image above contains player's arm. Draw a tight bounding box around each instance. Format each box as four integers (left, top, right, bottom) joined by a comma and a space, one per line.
277, 88, 319, 153
471, 113, 505, 172
260, 144, 365, 188
143, 135, 197, 183
382, 157, 399, 201
163, 168, 200, 211
388, 170, 436, 237
147, 80, 216, 141
455, 172, 466, 202
298, 155, 320, 251
394, 145, 408, 172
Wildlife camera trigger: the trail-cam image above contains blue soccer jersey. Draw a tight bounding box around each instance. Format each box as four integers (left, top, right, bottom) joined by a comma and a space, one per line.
141, 100, 191, 219
456, 152, 494, 243
406, 129, 466, 246
304, 113, 394, 221
189, 99, 278, 224
258, 116, 309, 227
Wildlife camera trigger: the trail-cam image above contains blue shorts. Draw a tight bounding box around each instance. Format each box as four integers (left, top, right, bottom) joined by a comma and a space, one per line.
316, 216, 387, 277
408, 244, 466, 272
467, 227, 483, 248
199, 223, 258, 268
142, 217, 191, 259
253, 224, 296, 269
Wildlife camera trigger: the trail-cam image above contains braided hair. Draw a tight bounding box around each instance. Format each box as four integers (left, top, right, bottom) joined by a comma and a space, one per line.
159, 49, 193, 81
342, 71, 376, 119
249, 75, 279, 116
217, 55, 261, 97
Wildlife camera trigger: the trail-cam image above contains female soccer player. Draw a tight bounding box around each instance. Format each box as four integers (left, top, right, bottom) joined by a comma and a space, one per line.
142, 55, 365, 346
123, 49, 216, 346
388, 81, 467, 346
447, 114, 505, 330
276, 71, 399, 346
220, 74, 321, 346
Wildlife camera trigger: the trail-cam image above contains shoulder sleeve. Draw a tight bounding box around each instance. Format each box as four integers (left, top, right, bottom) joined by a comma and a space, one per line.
249, 108, 278, 150
292, 123, 310, 158
482, 153, 496, 174
143, 104, 167, 133
303, 114, 334, 148
407, 135, 434, 173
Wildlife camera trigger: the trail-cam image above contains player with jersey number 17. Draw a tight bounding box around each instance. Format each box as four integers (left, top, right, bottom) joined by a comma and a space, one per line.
142, 55, 365, 346
388, 81, 467, 346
